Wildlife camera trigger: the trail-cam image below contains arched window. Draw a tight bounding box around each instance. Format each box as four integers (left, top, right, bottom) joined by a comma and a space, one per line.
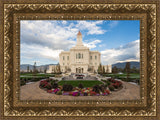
95, 55, 97, 60
78, 53, 81, 59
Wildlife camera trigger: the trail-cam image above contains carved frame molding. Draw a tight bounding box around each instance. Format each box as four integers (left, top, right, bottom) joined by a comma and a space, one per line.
0, 1, 159, 120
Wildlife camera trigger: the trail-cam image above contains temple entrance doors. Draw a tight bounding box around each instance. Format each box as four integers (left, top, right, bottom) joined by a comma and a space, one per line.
76, 67, 83, 73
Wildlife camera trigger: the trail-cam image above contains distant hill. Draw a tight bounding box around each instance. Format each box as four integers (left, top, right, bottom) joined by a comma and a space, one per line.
20, 64, 57, 72
112, 62, 140, 69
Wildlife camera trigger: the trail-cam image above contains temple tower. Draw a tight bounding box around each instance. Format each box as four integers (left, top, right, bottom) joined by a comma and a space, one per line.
76, 31, 83, 46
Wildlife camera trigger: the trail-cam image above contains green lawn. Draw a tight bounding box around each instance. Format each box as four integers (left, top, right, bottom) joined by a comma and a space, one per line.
58, 80, 104, 87
20, 73, 55, 79
104, 73, 140, 79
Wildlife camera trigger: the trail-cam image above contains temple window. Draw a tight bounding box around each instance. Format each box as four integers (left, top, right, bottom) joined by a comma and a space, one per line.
67, 56, 69, 60
63, 56, 65, 60
90, 56, 92, 60
78, 53, 81, 59
95, 55, 97, 60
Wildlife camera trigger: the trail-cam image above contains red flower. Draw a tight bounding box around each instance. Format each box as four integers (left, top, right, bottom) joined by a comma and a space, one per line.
47, 90, 53, 93
105, 90, 110, 94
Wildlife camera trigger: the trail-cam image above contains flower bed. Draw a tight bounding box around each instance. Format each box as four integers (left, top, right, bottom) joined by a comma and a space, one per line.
107, 78, 123, 90
39, 79, 111, 96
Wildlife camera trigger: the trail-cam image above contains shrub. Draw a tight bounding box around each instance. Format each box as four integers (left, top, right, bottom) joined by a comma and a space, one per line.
108, 85, 115, 91
50, 80, 54, 86
45, 83, 52, 90
84, 92, 88, 96
20, 80, 26, 86
39, 80, 48, 87
105, 84, 108, 88
56, 90, 62, 95
92, 85, 100, 93
62, 84, 73, 91
78, 83, 84, 89
112, 81, 122, 89
99, 85, 106, 93
106, 81, 111, 86
52, 82, 58, 89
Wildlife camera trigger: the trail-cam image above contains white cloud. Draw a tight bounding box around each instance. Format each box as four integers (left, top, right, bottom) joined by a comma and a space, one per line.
21, 43, 63, 62
108, 21, 119, 28
101, 40, 140, 65
99, 44, 106, 47
76, 21, 106, 35
84, 40, 101, 49
62, 20, 67, 25
20, 20, 77, 51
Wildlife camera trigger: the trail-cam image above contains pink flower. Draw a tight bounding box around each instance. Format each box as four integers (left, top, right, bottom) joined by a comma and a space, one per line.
53, 89, 59, 93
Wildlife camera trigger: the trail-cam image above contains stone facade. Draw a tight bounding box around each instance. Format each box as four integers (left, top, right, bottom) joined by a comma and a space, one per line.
46, 65, 57, 73
59, 31, 112, 74
103, 65, 112, 73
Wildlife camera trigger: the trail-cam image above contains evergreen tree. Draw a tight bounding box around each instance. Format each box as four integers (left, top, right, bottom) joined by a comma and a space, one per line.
132, 66, 137, 73
125, 62, 130, 81
44, 66, 47, 73
98, 63, 103, 74
56, 63, 61, 74
112, 66, 118, 73
33, 62, 37, 76
54, 67, 56, 73
106, 66, 109, 73
27, 65, 30, 73
103, 66, 105, 74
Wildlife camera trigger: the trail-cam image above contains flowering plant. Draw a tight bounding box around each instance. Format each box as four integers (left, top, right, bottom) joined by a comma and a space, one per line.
40, 79, 113, 96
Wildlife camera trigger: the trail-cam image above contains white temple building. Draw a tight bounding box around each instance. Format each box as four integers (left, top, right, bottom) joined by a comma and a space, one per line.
57, 31, 112, 74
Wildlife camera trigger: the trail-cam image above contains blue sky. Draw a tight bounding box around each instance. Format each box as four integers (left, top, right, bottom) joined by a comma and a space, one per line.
20, 20, 140, 66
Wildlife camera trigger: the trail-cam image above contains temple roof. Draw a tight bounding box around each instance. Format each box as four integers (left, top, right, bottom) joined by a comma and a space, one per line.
77, 31, 82, 35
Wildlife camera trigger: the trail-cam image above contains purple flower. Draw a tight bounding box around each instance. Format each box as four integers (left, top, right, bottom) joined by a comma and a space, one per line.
72, 92, 78, 96
96, 94, 100, 96
80, 93, 84, 96
63, 92, 69, 95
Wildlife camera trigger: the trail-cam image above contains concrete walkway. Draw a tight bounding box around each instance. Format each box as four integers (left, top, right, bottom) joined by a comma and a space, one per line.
20, 81, 140, 101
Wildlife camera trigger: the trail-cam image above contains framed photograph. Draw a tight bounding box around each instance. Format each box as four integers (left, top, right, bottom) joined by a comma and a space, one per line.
0, 0, 160, 120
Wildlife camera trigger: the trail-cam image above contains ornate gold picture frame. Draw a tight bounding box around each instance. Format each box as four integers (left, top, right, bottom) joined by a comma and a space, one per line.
0, 0, 160, 119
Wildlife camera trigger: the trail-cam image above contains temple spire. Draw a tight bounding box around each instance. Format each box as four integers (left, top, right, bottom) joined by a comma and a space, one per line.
76, 31, 83, 46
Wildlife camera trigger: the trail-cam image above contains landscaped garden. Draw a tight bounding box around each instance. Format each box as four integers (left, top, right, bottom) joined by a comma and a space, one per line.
58, 80, 103, 88
20, 73, 56, 86
102, 73, 140, 84
39, 78, 123, 96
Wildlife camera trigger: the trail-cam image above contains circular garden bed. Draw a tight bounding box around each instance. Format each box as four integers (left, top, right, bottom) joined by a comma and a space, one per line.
39, 78, 123, 97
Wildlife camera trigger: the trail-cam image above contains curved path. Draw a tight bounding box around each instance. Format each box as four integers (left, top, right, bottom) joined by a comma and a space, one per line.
20, 81, 140, 100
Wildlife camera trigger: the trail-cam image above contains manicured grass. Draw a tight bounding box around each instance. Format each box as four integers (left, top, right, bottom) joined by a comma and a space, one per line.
58, 80, 104, 87
104, 73, 140, 79
20, 73, 55, 79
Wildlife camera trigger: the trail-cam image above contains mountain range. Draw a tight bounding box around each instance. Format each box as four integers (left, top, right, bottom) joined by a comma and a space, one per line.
112, 62, 140, 69
20, 61, 140, 72
20, 64, 57, 72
